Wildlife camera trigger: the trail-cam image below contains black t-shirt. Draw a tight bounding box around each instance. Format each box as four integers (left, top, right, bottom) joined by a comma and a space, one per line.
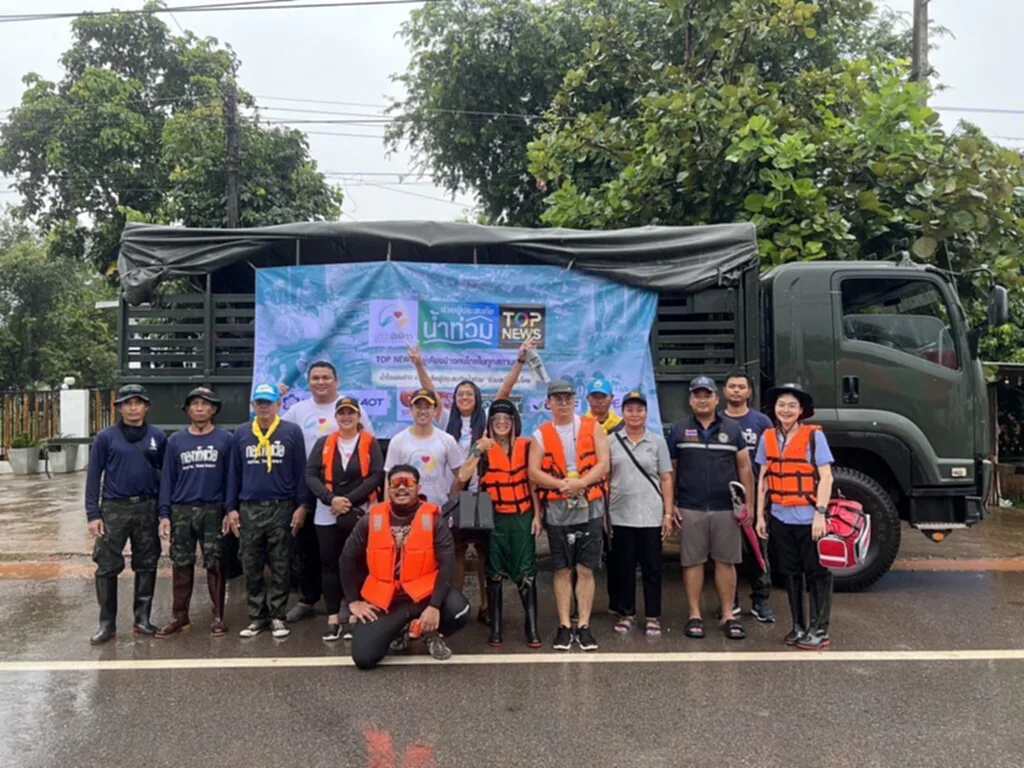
667, 414, 747, 510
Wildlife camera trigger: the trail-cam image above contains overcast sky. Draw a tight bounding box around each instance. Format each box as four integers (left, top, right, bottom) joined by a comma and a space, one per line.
1, 0, 1022, 223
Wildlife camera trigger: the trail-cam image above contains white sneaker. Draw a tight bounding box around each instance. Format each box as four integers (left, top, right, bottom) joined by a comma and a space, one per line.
271, 619, 290, 639
239, 621, 267, 638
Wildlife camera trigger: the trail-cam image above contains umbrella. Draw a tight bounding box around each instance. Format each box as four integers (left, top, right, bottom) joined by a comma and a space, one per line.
729, 481, 766, 572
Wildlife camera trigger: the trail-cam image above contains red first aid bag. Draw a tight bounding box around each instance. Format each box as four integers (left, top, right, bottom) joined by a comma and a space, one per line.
817, 499, 871, 570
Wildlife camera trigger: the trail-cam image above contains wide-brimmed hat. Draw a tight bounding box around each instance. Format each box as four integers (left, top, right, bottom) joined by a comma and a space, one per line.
114, 384, 151, 405
182, 386, 221, 413
764, 382, 815, 419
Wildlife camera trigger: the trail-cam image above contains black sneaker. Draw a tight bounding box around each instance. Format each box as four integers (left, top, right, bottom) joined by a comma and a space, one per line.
322, 622, 343, 642
552, 626, 574, 651
576, 625, 598, 651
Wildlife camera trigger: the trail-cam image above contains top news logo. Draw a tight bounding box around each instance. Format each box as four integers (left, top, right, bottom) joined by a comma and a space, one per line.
368, 300, 545, 349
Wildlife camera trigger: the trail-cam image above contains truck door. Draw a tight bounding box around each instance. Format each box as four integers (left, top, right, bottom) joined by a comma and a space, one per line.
831, 272, 974, 486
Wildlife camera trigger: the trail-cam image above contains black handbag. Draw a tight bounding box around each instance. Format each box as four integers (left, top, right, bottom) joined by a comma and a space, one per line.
443, 489, 495, 531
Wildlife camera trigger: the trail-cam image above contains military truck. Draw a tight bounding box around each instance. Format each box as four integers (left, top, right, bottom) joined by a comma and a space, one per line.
116, 221, 1007, 591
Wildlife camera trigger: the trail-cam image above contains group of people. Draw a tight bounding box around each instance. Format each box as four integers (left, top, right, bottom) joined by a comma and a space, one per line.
85, 349, 838, 669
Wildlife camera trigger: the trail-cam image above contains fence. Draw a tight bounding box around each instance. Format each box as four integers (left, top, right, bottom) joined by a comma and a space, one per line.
0, 389, 118, 459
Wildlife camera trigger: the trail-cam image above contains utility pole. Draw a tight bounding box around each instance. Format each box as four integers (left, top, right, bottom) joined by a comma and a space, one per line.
224, 82, 240, 229
912, 0, 929, 97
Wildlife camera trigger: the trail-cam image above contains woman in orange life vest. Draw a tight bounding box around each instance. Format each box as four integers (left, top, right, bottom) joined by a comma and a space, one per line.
342, 464, 470, 670
305, 396, 384, 642
754, 383, 836, 651
456, 399, 543, 648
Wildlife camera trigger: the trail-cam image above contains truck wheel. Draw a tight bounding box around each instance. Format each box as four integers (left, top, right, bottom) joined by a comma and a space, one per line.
831, 466, 901, 593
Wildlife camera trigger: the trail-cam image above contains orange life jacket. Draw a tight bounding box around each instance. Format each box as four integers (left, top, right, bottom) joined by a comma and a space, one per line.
763, 425, 821, 507
538, 416, 604, 504
361, 501, 440, 611
322, 430, 378, 503
481, 438, 533, 515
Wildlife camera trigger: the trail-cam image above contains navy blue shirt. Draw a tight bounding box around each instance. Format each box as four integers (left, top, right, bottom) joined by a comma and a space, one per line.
667, 414, 747, 511
158, 427, 234, 519
226, 420, 308, 511
85, 424, 167, 522
729, 409, 773, 465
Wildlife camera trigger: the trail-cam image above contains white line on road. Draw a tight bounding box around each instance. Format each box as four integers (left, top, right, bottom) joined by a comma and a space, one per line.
2, 648, 1024, 673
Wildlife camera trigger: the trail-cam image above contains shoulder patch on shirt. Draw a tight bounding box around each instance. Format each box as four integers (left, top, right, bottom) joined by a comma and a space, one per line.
717, 432, 730, 444
684, 429, 698, 438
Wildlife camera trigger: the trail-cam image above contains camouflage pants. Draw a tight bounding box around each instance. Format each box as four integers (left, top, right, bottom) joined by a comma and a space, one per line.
92, 498, 159, 578
239, 500, 295, 622
170, 503, 224, 570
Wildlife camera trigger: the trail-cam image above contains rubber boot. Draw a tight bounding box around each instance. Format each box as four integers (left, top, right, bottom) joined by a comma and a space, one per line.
90, 576, 118, 645
207, 566, 228, 636
156, 566, 194, 638
486, 580, 503, 647
783, 575, 806, 646
797, 572, 833, 650
132, 571, 158, 635
518, 578, 543, 649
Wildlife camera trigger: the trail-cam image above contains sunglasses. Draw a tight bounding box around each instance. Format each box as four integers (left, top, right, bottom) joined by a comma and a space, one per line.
389, 476, 417, 489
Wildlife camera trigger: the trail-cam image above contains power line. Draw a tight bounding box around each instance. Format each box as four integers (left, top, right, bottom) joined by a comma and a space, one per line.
0, 0, 440, 24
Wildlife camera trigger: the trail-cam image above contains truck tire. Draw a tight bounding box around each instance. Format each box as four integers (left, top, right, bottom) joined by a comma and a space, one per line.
831, 466, 901, 593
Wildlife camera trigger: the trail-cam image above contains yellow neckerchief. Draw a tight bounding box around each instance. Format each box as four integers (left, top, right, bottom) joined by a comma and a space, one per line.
587, 409, 623, 434
251, 416, 281, 472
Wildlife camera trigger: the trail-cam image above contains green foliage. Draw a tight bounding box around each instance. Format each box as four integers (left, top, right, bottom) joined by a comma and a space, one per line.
0, 3, 340, 274
0, 226, 117, 389
9, 433, 41, 450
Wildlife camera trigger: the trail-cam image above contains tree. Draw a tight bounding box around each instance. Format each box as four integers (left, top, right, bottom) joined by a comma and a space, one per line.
0, 227, 117, 389
0, 4, 340, 275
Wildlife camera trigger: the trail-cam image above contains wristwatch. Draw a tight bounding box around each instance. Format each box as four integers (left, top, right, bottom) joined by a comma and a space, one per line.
470, 444, 483, 458
815, 504, 828, 515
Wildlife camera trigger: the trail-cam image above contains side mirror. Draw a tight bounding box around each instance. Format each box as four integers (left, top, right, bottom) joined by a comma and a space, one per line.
988, 285, 1010, 327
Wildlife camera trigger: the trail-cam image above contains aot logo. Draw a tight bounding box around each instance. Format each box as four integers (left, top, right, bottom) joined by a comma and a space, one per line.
369, 300, 418, 347
347, 389, 390, 417
499, 305, 546, 349
419, 302, 498, 349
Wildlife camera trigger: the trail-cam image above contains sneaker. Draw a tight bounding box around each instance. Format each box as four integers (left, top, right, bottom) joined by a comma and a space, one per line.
239, 621, 267, 638
271, 619, 290, 639
285, 603, 315, 623
576, 625, 598, 651
552, 625, 574, 651
750, 600, 776, 623
389, 629, 410, 654
322, 622, 343, 642
342, 623, 353, 641
425, 635, 453, 661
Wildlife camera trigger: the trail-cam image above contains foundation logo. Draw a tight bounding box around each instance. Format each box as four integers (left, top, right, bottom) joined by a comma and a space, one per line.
369, 300, 419, 347
499, 305, 546, 349
409, 450, 438, 475
419, 302, 498, 349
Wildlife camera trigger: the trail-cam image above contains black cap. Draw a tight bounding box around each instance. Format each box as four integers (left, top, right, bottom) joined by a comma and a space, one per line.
488, 399, 518, 418
622, 390, 647, 407
410, 388, 438, 406
182, 386, 221, 413
334, 396, 361, 414
764, 382, 815, 419
114, 384, 151, 405
688, 376, 718, 394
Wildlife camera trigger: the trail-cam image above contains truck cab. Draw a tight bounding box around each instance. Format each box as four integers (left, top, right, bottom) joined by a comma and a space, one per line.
762, 261, 1000, 590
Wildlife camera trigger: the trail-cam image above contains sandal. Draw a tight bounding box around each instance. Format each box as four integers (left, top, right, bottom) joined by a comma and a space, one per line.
644, 618, 662, 637
684, 618, 705, 639
722, 619, 747, 640
614, 616, 635, 634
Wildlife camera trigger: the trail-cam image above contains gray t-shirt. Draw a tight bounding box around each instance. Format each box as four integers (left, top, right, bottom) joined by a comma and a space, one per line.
608, 429, 671, 528
534, 416, 602, 527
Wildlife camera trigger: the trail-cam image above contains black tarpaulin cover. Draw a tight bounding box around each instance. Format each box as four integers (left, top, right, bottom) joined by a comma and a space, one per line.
118, 220, 758, 305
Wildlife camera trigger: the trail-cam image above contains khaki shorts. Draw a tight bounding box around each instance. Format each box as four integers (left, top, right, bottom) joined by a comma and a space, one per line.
679, 508, 742, 567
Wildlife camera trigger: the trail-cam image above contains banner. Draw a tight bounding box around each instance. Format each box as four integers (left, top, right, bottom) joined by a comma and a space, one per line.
254, 263, 660, 438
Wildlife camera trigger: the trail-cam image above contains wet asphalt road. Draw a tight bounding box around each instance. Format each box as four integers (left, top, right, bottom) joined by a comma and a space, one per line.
2, 473, 1024, 767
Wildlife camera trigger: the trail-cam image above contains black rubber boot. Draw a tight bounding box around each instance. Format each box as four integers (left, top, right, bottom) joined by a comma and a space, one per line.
132, 571, 158, 635
797, 572, 833, 650
90, 576, 118, 645
783, 575, 806, 646
518, 578, 542, 649
486, 579, 503, 647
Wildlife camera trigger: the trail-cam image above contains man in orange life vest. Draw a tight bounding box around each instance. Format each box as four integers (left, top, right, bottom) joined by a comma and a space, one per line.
341, 464, 469, 669
528, 379, 611, 652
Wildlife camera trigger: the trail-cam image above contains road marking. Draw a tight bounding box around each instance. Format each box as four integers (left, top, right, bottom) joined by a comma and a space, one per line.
893, 559, 1024, 572
3, 648, 1024, 673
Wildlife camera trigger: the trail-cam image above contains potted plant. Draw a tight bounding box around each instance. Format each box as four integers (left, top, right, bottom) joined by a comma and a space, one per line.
45, 435, 79, 475
7, 433, 42, 475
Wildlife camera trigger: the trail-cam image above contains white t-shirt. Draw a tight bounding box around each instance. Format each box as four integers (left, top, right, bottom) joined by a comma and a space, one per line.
533, 416, 582, 473
313, 434, 360, 526
437, 407, 474, 451
283, 397, 376, 457
384, 427, 466, 506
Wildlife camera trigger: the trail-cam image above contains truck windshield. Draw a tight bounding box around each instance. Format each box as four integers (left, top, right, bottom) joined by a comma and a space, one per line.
840, 277, 959, 371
